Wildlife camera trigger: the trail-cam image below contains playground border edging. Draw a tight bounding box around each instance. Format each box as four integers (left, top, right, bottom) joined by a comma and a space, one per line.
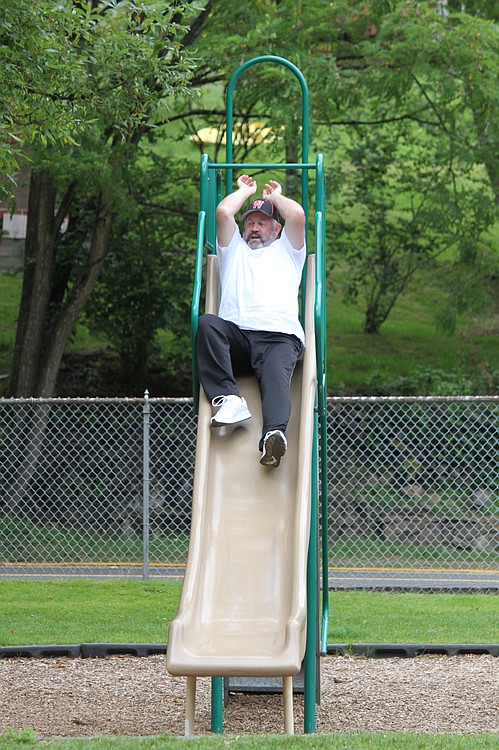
0, 642, 497, 660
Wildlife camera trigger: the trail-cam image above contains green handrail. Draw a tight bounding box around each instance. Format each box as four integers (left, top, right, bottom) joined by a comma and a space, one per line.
314, 155, 329, 654
191, 209, 206, 415
200, 153, 222, 252
304, 404, 318, 734
192, 156, 223, 413
209, 162, 316, 170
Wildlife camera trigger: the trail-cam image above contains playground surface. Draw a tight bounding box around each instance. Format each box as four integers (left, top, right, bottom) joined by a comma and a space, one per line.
0, 653, 497, 737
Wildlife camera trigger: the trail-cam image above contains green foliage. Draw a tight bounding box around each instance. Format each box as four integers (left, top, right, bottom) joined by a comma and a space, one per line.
288, 0, 496, 158
433, 246, 498, 336
3, 1, 208, 397
330, 122, 495, 334
2, 0, 498, 393
83, 156, 197, 390
0, 0, 81, 190
366, 366, 499, 397
1, 0, 200, 194
2, 257, 495, 396
326, 257, 498, 395
191, 1, 498, 334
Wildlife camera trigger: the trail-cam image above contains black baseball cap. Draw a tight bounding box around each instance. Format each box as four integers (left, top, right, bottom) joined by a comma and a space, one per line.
242, 198, 279, 222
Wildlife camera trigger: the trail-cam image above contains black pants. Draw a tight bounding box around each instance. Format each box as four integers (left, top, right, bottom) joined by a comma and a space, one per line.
197, 314, 303, 447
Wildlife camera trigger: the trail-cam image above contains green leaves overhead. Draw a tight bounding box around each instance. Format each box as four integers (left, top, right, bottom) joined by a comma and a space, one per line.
1, 0, 202, 185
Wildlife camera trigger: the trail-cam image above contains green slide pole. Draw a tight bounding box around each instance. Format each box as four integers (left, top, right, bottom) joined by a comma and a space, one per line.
211, 677, 223, 733
191, 208, 206, 415
314, 154, 329, 653
225, 55, 309, 201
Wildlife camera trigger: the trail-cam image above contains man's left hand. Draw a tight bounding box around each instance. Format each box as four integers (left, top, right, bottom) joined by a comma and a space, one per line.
263, 180, 282, 200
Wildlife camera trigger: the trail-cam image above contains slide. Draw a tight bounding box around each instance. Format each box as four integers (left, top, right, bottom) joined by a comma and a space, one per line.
167, 254, 317, 678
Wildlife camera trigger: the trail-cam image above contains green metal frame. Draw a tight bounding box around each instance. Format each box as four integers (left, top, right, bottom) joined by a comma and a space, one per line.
190, 55, 328, 734
191, 156, 222, 413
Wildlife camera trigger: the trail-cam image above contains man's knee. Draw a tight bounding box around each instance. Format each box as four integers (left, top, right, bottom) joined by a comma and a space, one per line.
198, 313, 222, 338
198, 313, 215, 330
269, 340, 300, 372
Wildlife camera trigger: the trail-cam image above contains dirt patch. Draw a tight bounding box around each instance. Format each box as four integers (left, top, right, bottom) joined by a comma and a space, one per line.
0, 654, 497, 737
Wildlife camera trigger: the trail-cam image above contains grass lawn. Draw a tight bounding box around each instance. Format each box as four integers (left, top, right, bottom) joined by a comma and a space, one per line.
0, 581, 497, 647
0, 272, 22, 376
1, 732, 498, 750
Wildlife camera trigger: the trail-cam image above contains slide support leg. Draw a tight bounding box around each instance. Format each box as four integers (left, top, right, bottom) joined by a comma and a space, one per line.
211, 676, 224, 733
283, 676, 294, 735
185, 676, 196, 737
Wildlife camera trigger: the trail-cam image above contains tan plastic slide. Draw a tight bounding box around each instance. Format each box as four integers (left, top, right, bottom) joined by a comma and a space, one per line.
167, 254, 317, 679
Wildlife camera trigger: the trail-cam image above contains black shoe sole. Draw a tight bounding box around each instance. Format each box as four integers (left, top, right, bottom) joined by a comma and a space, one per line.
260, 433, 286, 468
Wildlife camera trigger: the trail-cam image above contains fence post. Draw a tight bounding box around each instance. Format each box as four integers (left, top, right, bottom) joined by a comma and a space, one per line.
142, 390, 150, 580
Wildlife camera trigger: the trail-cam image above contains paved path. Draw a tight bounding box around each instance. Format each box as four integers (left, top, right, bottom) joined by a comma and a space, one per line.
1, 564, 498, 591
327, 567, 499, 590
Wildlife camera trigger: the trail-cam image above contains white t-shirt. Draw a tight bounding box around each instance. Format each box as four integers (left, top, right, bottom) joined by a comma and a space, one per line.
216, 226, 306, 342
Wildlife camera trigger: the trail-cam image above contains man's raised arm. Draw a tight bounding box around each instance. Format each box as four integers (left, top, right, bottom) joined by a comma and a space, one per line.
263, 180, 305, 250
216, 175, 257, 247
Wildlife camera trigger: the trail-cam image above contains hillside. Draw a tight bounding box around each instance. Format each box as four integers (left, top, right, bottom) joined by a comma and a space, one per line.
1, 264, 497, 397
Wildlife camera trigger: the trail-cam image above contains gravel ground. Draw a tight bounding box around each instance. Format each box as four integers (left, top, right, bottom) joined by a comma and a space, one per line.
0, 654, 497, 737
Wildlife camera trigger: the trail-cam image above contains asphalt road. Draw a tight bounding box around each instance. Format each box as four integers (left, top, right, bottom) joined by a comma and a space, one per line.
326, 567, 499, 591
1, 564, 498, 591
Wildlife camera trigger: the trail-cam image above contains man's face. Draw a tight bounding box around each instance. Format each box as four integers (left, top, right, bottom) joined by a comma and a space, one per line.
243, 212, 280, 249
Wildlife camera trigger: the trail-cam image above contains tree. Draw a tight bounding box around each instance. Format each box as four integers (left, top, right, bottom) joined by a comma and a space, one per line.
191, 1, 498, 334
7, 0, 211, 397
331, 122, 495, 333
1, 0, 91, 196
182, 0, 497, 203
318, 2, 498, 333
84, 156, 198, 393
5, 0, 498, 396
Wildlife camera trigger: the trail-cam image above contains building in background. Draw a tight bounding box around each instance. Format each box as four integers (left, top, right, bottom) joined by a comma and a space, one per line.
0, 170, 30, 271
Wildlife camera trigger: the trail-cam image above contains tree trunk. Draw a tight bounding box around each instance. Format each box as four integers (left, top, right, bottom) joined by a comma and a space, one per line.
10, 171, 57, 396
36, 193, 114, 396
4, 191, 114, 509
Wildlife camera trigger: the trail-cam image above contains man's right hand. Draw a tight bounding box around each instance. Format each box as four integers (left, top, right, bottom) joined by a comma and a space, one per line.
237, 174, 257, 195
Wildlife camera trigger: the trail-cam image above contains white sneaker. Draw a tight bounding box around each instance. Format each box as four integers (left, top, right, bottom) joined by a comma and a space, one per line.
210, 395, 252, 427
260, 430, 287, 468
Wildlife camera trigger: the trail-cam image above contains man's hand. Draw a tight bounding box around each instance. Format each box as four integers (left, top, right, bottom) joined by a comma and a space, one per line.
237, 174, 257, 195
262, 180, 282, 201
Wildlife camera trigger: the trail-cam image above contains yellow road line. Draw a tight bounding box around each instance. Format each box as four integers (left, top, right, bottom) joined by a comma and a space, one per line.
1, 562, 498, 575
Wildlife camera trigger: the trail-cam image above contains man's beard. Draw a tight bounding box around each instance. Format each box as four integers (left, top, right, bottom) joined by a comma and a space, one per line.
244, 230, 277, 249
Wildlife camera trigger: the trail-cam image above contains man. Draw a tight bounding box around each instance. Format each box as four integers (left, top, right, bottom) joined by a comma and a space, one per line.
197, 174, 306, 468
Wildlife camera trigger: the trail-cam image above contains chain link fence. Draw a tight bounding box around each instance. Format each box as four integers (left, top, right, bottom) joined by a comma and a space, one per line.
0, 395, 497, 590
